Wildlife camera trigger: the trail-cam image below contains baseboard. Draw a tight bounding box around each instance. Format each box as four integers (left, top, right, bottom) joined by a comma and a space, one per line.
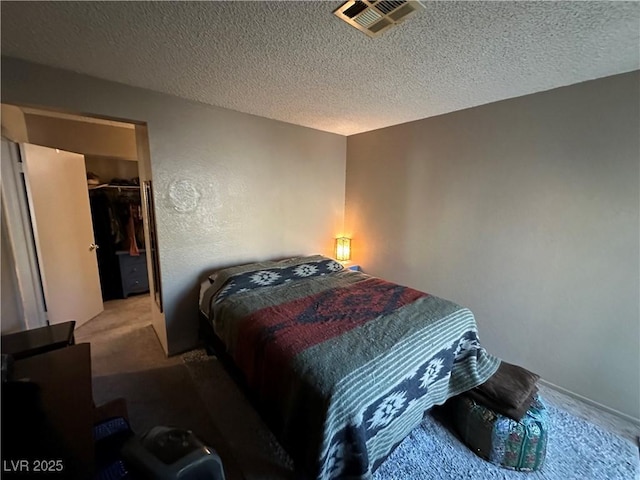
539, 379, 640, 427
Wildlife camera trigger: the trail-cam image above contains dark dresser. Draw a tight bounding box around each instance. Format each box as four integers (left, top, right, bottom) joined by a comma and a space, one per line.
3, 344, 95, 478
116, 250, 149, 298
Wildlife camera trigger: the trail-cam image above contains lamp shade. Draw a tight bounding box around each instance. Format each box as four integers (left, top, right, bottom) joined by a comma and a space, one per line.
335, 237, 351, 261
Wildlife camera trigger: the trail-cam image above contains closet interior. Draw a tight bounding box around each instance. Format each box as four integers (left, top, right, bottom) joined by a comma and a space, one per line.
86, 158, 149, 301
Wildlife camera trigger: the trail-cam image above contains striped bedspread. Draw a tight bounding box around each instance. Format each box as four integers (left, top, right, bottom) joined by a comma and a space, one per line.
202, 255, 500, 479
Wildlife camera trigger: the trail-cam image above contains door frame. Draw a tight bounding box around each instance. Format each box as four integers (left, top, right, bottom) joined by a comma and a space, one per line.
2, 107, 167, 354
1, 138, 47, 329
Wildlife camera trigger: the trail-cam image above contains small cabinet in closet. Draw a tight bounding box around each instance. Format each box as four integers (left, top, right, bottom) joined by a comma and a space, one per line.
116, 250, 149, 298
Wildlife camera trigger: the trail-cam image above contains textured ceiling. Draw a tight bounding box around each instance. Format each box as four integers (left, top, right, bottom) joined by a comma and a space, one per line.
1, 1, 639, 136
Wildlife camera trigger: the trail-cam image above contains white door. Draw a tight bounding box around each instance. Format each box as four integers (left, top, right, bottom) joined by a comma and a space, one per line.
21, 143, 104, 326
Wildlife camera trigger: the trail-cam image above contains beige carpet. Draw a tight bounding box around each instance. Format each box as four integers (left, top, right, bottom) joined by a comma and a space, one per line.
183, 350, 294, 480
76, 296, 244, 480
76, 294, 153, 342
179, 348, 640, 479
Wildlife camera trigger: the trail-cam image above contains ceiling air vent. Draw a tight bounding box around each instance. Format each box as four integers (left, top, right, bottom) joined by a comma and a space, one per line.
334, 0, 425, 38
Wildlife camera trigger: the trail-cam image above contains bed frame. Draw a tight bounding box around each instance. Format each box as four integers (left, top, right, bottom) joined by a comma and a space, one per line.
198, 311, 248, 389
198, 311, 313, 479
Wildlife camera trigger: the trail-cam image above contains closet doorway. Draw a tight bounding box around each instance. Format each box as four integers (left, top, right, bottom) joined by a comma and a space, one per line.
1, 104, 162, 344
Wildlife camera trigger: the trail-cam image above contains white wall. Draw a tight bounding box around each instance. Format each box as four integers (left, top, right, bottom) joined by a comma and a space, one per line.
2, 57, 347, 355
345, 72, 640, 421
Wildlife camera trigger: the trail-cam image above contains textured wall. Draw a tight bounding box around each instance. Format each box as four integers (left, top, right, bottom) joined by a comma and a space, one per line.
2, 57, 346, 355
345, 72, 640, 421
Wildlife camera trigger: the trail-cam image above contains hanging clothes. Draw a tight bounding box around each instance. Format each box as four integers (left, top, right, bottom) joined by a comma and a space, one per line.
89, 185, 145, 299
127, 203, 140, 256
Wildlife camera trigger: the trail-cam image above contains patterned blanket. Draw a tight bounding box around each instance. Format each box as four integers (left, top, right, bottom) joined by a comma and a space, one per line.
202, 255, 500, 479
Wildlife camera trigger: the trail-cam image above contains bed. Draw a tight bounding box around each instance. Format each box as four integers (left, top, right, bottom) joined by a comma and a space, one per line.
199, 255, 500, 479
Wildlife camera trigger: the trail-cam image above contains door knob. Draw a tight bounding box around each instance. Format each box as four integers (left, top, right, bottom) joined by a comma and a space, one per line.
89, 243, 99, 251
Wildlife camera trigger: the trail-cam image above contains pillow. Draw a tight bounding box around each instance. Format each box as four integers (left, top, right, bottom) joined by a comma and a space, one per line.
208, 255, 326, 283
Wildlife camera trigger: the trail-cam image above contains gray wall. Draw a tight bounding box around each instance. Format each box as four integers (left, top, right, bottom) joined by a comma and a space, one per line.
345, 72, 640, 421
1, 206, 24, 333
3, 56, 637, 421
2, 57, 346, 355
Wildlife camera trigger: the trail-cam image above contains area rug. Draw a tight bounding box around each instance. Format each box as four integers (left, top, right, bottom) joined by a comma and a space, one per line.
183, 351, 639, 480
373, 402, 640, 480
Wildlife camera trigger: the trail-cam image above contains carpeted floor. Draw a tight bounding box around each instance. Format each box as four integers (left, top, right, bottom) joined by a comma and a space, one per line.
183, 350, 640, 480
372, 401, 640, 479
182, 349, 294, 480
76, 295, 244, 480
77, 295, 639, 480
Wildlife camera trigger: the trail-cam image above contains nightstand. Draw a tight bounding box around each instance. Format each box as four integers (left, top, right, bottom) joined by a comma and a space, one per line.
116, 250, 149, 298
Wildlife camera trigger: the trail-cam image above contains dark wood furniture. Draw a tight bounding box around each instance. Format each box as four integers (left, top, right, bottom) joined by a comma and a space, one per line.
1, 321, 75, 360
4, 343, 94, 478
